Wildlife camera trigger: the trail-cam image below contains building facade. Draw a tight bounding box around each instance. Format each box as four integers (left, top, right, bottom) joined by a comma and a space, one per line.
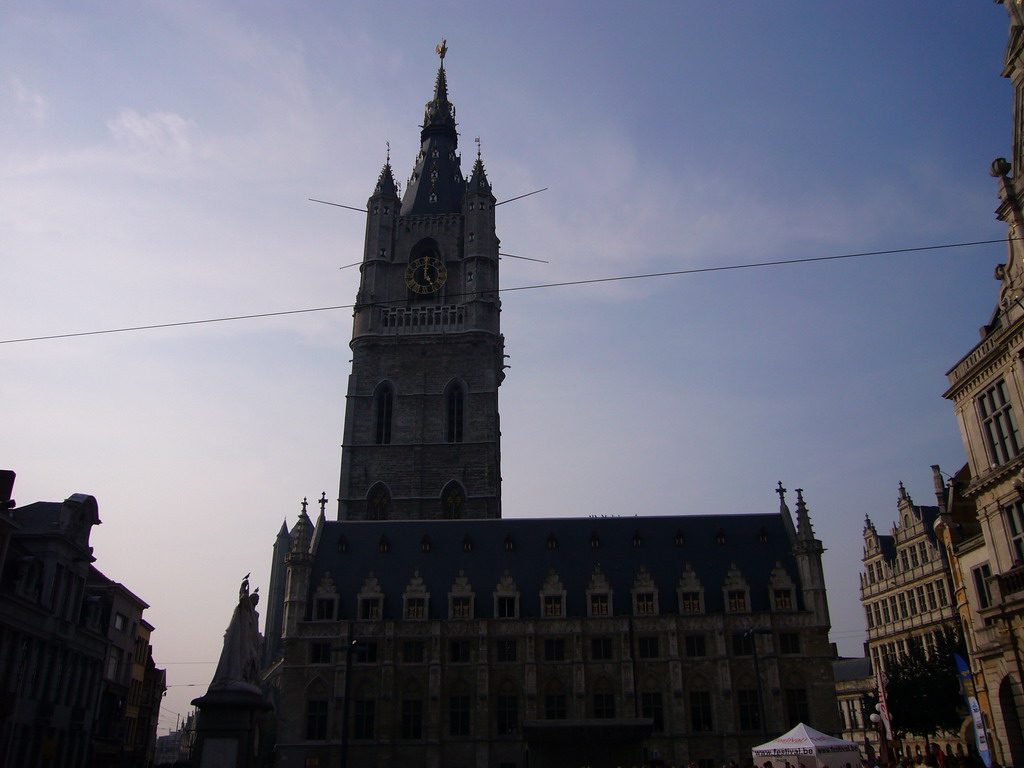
859, 477, 964, 758
88, 569, 164, 768
861, 480, 957, 677
0, 471, 164, 768
265, 48, 840, 768
833, 657, 875, 757
271, 493, 838, 768
932, 4, 1024, 766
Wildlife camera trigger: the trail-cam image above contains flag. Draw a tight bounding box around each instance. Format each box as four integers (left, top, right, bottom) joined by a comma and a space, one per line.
954, 654, 993, 768
876, 667, 893, 740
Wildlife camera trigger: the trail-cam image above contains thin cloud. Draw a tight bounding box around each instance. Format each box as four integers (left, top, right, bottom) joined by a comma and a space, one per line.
10, 75, 47, 123
107, 108, 198, 159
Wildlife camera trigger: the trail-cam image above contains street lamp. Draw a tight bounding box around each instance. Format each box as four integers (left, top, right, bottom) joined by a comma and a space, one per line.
869, 704, 891, 767
744, 628, 773, 743
335, 638, 370, 768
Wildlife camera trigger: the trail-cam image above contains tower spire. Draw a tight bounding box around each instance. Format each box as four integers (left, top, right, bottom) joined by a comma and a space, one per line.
373, 148, 398, 198
777, 481, 797, 543
401, 42, 465, 215
422, 40, 456, 141
795, 488, 816, 541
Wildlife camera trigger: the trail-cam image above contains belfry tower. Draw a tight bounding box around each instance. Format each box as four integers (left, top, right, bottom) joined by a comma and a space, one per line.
337, 44, 504, 521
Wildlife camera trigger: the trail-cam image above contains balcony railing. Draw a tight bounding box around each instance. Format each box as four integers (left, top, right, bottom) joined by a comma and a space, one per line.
996, 564, 1024, 600
381, 304, 465, 334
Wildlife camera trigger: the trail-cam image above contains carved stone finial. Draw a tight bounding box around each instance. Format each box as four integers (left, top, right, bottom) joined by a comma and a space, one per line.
991, 157, 1012, 178
301, 497, 308, 514
318, 492, 328, 515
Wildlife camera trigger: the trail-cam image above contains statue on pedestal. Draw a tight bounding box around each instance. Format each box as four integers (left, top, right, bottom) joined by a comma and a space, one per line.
208, 573, 263, 694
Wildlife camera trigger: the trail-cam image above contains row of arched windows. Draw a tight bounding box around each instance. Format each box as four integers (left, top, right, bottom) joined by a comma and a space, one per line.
364, 481, 467, 520
373, 381, 465, 445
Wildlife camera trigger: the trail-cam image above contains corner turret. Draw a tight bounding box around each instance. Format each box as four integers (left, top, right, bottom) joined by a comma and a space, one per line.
776, 481, 797, 543
283, 499, 314, 637
261, 519, 291, 666
791, 487, 830, 626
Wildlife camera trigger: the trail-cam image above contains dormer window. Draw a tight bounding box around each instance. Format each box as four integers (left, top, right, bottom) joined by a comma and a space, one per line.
496, 594, 518, 618
421, 535, 431, 553
504, 534, 515, 552
337, 535, 348, 553
451, 596, 473, 619
544, 595, 563, 617
360, 597, 381, 620
635, 592, 656, 615
590, 531, 600, 549
680, 591, 702, 614
727, 590, 747, 612
716, 529, 726, 545
674, 529, 685, 547
632, 530, 642, 548
462, 534, 473, 552
378, 535, 390, 554
406, 597, 426, 620
314, 598, 335, 621
547, 533, 557, 550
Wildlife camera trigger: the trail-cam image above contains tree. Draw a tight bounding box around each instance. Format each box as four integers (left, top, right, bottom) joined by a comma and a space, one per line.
883, 627, 964, 742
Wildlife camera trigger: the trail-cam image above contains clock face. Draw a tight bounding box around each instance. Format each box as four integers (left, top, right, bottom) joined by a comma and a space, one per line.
405, 256, 447, 294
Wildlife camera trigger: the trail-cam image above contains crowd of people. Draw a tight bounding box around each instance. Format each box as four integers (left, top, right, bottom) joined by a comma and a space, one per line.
753, 743, 988, 768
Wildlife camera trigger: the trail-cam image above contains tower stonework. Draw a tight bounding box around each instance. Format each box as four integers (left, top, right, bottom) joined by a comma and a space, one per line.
337, 53, 503, 521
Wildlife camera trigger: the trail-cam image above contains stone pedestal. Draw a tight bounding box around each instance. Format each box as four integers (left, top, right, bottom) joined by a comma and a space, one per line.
191, 688, 271, 768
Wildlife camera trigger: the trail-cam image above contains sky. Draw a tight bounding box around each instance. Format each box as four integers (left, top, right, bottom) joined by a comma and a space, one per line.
1, 1, 1015, 735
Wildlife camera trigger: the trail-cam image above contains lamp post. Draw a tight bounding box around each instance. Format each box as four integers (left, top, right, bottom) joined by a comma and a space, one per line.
869, 705, 890, 767
335, 638, 369, 768
744, 627, 773, 743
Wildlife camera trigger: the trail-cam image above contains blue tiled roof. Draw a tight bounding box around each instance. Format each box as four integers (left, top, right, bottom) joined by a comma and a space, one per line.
308, 513, 803, 620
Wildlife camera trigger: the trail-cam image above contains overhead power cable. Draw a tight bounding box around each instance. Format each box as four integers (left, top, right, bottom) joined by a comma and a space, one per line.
0, 237, 1009, 345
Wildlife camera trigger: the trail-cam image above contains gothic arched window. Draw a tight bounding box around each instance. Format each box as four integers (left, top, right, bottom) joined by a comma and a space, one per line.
442, 481, 466, 519
445, 381, 465, 443
367, 483, 390, 521
374, 382, 394, 445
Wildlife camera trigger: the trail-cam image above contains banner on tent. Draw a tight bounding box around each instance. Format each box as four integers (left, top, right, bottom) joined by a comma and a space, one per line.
754, 746, 859, 757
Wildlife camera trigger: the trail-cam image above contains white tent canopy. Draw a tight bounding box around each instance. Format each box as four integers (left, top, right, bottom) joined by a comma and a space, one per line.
752, 723, 862, 768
